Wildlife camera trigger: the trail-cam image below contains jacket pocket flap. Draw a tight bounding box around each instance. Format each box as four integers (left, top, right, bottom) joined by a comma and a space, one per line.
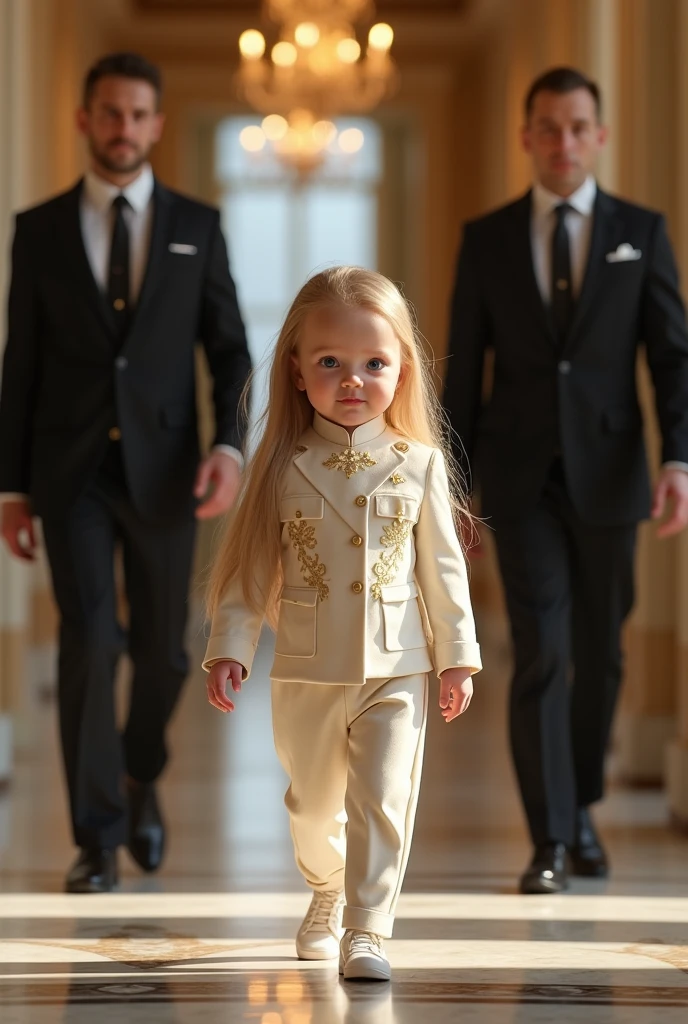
379, 581, 418, 603
375, 494, 419, 521
280, 586, 319, 607
280, 495, 325, 522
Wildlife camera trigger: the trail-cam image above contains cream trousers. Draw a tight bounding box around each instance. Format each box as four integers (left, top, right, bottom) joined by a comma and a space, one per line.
271, 673, 428, 939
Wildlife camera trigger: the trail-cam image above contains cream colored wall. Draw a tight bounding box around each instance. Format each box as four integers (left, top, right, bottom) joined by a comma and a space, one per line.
0, 0, 62, 774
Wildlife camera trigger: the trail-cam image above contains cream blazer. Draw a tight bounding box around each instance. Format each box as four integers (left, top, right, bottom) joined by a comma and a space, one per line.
203, 413, 482, 685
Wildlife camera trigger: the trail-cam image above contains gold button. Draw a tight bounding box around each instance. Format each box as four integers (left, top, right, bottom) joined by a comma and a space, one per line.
351, 535, 362, 546
113, 298, 126, 311
394, 441, 409, 452
355, 495, 367, 507
295, 511, 302, 518
108, 427, 122, 441
351, 581, 363, 594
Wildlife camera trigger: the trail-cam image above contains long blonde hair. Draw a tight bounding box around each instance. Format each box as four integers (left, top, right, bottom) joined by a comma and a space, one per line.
206, 266, 470, 621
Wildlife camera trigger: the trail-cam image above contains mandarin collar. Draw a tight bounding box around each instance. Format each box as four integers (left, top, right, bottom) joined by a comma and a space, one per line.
311, 412, 388, 447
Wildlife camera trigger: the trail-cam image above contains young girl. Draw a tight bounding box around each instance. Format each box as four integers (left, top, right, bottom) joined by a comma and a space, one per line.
204, 267, 481, 982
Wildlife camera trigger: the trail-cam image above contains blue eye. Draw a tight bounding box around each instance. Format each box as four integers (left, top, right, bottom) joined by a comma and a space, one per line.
319, 356, 339, 368
367, 358, 385, 371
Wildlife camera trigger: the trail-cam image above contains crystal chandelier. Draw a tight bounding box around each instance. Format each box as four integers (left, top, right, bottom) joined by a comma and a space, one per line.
236, 0, 397, 172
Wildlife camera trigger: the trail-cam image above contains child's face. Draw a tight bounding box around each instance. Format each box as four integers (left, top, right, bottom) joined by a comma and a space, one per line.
292, 304, 403, 429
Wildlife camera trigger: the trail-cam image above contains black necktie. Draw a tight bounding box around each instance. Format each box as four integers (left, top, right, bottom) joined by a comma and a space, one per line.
551, 202, 574, 344
108, 194, 131, 343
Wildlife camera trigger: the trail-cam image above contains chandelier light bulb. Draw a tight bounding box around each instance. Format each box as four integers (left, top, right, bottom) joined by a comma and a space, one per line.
272, 41, 298, 67
235, 2, 397, 173
238, 29, 266, 60
262, 114, 289, 140
294, 22, 320, 48
239, 125, 267, 152
336, 38, 361, 64
338, 127, 365, 153
368, 23, 394, 52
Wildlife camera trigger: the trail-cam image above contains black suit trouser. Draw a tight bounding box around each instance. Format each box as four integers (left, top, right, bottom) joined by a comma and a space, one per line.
490, 459, 637, 847
41, 444, 196, 850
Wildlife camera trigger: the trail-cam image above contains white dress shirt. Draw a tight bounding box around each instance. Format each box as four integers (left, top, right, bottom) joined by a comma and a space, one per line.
81, 164, 155, 303
1, 166, 241, 504
531, 175, 597, 303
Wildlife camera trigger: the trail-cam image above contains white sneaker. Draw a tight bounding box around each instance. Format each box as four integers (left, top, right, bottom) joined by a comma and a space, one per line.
295, 889, 345, 960
339, 929, 391, 981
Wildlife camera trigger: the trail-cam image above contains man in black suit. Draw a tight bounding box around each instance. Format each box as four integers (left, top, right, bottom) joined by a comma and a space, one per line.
0, 53, 251, 892
444, 67, 688, 894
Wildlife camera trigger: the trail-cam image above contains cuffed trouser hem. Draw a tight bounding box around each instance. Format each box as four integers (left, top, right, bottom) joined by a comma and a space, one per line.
342, 905, 394, 938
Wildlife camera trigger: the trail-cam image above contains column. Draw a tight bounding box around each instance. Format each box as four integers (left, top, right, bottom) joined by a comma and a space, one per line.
612, 0, 682, 784
666, 0, 688, 825
0, 0, 78, 777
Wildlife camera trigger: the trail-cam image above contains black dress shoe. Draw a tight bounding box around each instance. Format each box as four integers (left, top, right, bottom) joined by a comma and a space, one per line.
127, 780, 166, 873
569, 807, 609, 877
519, 842, 569, 894
65, 848, 119, 893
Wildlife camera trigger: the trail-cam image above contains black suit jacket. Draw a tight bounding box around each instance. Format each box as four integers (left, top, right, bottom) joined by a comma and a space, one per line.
443, 187, 688, 526
0, 179, 251, 523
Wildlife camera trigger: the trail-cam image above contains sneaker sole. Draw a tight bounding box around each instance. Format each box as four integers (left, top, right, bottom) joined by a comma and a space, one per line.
341, 957, 391, 981
296, 943, 340, 961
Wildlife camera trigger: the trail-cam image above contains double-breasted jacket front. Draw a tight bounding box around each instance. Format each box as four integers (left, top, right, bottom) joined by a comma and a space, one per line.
203, 413, 482, 685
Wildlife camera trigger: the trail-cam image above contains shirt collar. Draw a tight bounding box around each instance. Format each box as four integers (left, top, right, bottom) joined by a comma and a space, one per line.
83, 164, 155, 214
312, 412, 388, 447
532, 175, 597, 219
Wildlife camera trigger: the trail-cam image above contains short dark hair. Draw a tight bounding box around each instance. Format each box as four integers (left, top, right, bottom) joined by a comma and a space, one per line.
83, 52, 162, 108
525, 67, 601, 122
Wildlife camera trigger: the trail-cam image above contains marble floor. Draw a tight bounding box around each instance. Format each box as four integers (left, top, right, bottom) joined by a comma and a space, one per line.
1, 616, 688, 1022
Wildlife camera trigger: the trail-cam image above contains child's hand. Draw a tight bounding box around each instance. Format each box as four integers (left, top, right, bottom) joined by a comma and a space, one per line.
439, 667, 473, 722
206, 660, 243, 713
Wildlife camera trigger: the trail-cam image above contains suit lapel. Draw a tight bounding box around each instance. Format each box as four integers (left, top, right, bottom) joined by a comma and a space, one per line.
58, 181, 117, 340
511, 192, 556, 344
293, 436, 407, 535
566, 190, 622, 350
122, 181, 175, 347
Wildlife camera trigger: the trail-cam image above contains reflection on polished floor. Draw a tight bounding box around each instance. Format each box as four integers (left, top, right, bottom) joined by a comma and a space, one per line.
1, 616, 688, 1022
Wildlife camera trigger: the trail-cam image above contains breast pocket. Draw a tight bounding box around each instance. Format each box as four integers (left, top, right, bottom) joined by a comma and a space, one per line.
379, 581, 428, 653
375, 493, 420, 522
275, 586, 318, 658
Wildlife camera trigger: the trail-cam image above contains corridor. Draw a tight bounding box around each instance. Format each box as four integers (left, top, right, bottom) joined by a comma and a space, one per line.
1, 623, 688, 1022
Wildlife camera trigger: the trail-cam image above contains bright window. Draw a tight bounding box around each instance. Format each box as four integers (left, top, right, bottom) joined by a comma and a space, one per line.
214, 116, 383, 429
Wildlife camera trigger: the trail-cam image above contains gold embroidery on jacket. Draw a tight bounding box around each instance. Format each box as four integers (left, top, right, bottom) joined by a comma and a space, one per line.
390, 472, 406, 485
371, 513, 413, 600
323, 447, 377, 479
287, 520, 329, 600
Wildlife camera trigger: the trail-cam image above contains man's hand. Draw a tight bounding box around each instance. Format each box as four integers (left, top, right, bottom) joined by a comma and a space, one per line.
1, 499, 37, 561
206, 659, 243, 712
194, 452, 241, 520
652, 468, 688, 539
439, 666, 473, 723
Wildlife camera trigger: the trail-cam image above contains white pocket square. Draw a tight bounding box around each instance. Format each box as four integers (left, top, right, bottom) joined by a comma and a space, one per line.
168, 242, 197, 255
606, 243, 642, 263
